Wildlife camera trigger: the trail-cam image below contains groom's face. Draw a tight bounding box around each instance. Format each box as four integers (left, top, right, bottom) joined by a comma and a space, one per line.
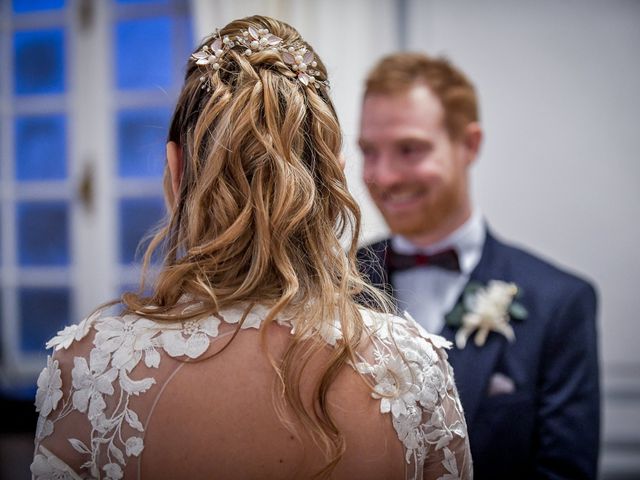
358, 84, 472, 244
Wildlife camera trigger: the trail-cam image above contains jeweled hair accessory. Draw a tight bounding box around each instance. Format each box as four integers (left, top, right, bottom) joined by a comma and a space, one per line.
191, 26, 329, 90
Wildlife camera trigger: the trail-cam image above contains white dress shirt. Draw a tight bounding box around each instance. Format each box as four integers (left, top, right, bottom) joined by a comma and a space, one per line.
391, 211, 486, 334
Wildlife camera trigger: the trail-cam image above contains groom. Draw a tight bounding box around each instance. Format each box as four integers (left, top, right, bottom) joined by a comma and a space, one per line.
356, 52, 600, 479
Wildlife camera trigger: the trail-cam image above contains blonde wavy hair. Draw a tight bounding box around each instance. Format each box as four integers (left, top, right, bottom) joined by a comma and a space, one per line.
121, 15, 390, 478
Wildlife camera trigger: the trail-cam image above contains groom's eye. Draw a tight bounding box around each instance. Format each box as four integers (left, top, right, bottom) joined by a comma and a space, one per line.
359, 144, 377, 161
398, 141, 429, 159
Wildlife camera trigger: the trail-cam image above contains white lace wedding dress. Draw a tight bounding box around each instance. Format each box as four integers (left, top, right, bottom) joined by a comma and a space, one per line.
31, 303, 471, 479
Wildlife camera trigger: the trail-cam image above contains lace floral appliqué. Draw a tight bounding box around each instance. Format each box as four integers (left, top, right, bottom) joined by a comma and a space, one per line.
356, 310, 467, 480
31, 306, 467, 480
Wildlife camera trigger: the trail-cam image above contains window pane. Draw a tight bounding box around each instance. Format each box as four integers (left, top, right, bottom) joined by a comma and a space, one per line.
19, 287, 70, 353
115, 17, 173, 90
12, 0, 65, 13
17, 201, 70, 266
15, 114, 67, 181
119, 197, 165, 264
117, 108, 169, 178
13, 29, 66, 95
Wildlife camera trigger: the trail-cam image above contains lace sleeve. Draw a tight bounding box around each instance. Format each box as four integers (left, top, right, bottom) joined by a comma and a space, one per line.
421, 353, 472, 479
31, 344, 94, 479
31, 311, 161, 480
356, 309, 472, 480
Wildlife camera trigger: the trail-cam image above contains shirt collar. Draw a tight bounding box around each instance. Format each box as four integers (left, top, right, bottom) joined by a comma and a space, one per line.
391, 210, 486, 275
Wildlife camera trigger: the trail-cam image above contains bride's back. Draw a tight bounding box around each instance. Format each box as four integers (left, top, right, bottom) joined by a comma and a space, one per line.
36, 304, 467, 480
141, 319, 405, 479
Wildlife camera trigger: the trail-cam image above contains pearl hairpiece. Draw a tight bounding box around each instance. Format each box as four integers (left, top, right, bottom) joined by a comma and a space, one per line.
191, 26, 329, 91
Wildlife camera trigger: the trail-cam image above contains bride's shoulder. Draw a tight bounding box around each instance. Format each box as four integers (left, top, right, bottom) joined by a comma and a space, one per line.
357, 307, 453, 356
46, 306, 230, 364
353, 308, 467, 477
32, 307, 226, 479
354, 307, 458, 415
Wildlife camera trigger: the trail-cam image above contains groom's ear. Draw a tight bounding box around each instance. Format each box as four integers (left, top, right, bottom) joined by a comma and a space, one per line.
462, 122, 483, 166
166, 141, 183, 200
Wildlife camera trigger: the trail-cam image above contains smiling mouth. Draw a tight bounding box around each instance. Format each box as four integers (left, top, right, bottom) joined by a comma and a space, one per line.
379, 190, 426, 211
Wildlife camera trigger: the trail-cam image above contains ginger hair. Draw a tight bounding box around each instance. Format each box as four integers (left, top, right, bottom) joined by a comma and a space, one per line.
364, 51, 479, 140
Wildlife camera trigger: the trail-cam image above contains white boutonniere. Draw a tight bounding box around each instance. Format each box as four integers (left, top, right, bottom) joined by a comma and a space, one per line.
445, 280, 528, 349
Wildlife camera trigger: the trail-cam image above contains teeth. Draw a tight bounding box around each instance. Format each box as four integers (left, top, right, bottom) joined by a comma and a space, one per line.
386, 192, 419, 202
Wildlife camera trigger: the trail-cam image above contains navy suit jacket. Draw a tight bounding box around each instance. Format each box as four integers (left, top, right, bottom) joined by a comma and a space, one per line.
357, 230, 600, 479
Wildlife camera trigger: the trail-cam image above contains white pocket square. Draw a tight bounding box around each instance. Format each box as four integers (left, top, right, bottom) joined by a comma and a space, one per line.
487, 372, 516, 396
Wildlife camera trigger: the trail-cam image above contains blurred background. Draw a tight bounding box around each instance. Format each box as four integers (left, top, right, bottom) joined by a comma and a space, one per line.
0, 0, 638, 478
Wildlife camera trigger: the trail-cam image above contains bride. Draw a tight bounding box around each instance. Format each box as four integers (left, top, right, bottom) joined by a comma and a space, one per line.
31, 15, 471, 480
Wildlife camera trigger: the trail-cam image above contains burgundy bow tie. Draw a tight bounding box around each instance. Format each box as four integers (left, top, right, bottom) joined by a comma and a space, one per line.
387, 247, 461, 273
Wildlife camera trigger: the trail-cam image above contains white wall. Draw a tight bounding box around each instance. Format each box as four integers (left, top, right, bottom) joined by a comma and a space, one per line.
192, 0, 640, 474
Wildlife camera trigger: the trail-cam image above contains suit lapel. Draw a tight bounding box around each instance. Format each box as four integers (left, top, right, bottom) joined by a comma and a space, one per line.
440, 231, 507, 425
